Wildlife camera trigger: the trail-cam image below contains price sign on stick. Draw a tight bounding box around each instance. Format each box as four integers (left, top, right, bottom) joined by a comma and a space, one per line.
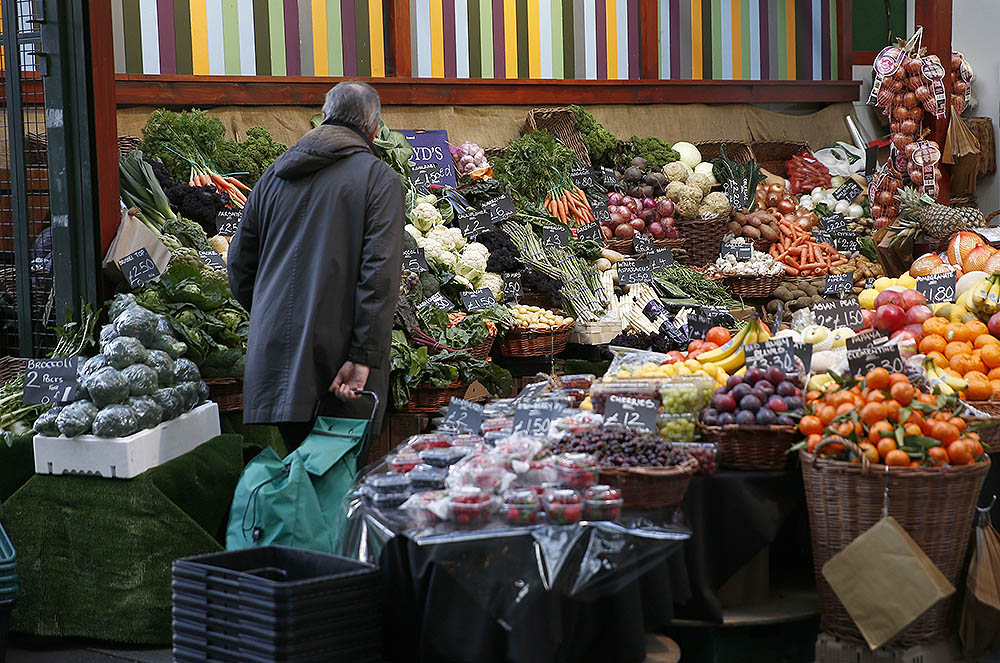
632, 234, 654, 254
460, 288, 496, 312
408, 162, 445, 190
648, 247, 675, 270
502, 272, 523, 303
744, 337, 797, 373
118, 248, 160, 289
617, 259, 652, 285
847, 330, 888, 352
215, 209, 241, 236
402, 248, 430, 274
848, 343, 904, 377
588, 199, 612, 227
721, 242, 752, 261
916, 273, 956, 304
512, 400, 565, 437
23, 358, 79, 405
812, 299, 866, 330
481, 195, 517, 223
821, 213, 848, 232
824, 273, 854, 296
457, 208, 495, 239
420, 292, 455, 313
199, 250, 227, 271
833, 180, 863, 202
570, 165, 597, 190
443, 398, 484, 434
603, 395, 657, 431
600, 167, 619, 189
542, 226, 570, 249
812, 229, 833, 246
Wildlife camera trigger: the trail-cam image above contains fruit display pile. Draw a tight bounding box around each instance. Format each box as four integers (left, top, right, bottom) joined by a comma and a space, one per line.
699, 365, 805, 427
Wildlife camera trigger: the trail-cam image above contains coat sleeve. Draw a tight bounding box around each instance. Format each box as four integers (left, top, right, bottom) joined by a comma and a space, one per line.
348, 165, 404, 369
227, 186, 260, 313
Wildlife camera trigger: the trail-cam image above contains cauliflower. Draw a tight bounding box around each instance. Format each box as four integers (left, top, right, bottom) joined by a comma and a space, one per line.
662, 161, 693, 183
416, 235, 452, 267
687, 172, 714, 196
678, 184, 704, 204
446, 227, 466, 250
405, 224, 423, 240
675, 197, 700, 219
665, 181, 687, 202
410, 202, 443, 232
455, 243, 489, 282
427, 225, 459, 251
477, 272, 504, 299
702, 191, 733, 216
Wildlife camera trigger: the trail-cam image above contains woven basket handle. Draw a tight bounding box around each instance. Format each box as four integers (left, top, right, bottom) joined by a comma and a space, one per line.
812, 436, 870, 473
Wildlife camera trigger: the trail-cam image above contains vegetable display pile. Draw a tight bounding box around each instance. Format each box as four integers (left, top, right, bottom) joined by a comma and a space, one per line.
569, 105, 621, 168
492, 131, 575, 204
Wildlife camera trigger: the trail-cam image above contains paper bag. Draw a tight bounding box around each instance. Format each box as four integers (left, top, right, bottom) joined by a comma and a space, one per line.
875, 228, 912, 279
822, 516, 955, 650
960, 508, 1000, 656
102, 209, 171, 285
943, 113, 982, 196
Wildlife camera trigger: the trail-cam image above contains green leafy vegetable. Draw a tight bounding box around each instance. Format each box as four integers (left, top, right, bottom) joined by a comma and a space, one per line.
569, 105, 622, 168
492, 131, 575, 204
623, 136, 680, 171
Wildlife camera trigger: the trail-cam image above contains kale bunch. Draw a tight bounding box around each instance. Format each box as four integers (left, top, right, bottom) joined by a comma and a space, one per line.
213, 126, 287, 186
165, 184, 230, 234
477, 230, 521, 273
522, 270, 563, 305
569, 105, 622, 168
144, 157, 175, 191
623, 137, 680, 172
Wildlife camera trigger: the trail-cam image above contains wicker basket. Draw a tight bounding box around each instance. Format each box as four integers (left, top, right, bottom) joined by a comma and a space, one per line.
118, 135, 142, 154
965, 399, 1000, 416
694, 140, 754, 167
724, 273, 783, 299
801, 440, 990, 647
204, 377, 244, 413
750, 140, 810, 178
519, 290, 558, 310
675, 213, 729, 267
521, 107, 591, 166
397, 381, 468, 414
468, 332, 496, 361
605, 237, 686, 255
0, 356, 28, 384
599, 457, 699, 509
966, 417, 1000, 451
697, 423, 797, 471
499, 324, 572, 357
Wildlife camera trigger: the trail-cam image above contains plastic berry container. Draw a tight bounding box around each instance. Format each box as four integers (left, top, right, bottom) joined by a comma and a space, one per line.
554, 453, 599, 489
406, 433, 453, 451
655, 413, 696, 443
543, 489, 583, 525
583, 485, 624, 521
364, 472, 411, 496
503, 489, 541, 526
451, 433, 486, 447
447, 487, 495, 526
420, 446, 469, 468
588, 381, 662, 414
407, 464, 448, 491
481, 417, 514, 435
660, 376, 716, 414
372, 490, 411, 510
387, 450, 422, 473
483, 399, 516, 418
559, 374, 596, 390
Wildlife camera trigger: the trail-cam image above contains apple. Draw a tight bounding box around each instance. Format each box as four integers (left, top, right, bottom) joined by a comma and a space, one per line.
904, 304, 933, 326
900, 289, 927, 309
874, 304, 907, 332
890, 329, 920, 359
861, 309, 876, 329
989, 312, 1000, 338
874, 289, 905, 309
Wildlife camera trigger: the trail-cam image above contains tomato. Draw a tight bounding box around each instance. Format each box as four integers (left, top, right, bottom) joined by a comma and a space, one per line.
705, 326, 731, 347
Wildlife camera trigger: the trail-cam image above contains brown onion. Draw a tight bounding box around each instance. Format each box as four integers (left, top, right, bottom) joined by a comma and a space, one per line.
777, 198, 795, 214
901, 119, 919, 135
951, 54, 963, 70
954, 80, 969, 94
767, 183, 784, 194
876, 190, 894, 206
909, 107, 923, 122
893, 106, 910, 121
870, 204, 884, 218
915, 85, 932, 102
903, 92, 918, 108
892, 133, 914, 151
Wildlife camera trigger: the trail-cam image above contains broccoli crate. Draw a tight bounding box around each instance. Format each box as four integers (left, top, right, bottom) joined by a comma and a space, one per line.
33, 402, 220, 479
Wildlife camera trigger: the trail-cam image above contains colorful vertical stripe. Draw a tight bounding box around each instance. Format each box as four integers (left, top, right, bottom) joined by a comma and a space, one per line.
113, 0, 389, 76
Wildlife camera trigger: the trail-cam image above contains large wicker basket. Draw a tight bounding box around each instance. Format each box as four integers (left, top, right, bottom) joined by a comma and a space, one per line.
605, 237, 686, 255
0, 356, 28, 384
599, 457, 699, 509
800, 440, 990, 647
697, 423, 797, 471
749, 140, 810, 178
521, 107, 591, 165
468, 331, 496, 361
397, 381, 468, 414
724, 273, 783, 299
694, 140, 754, 167
675, 213, 729, 267
498, 324, 572, 357
204, 377, 244, 413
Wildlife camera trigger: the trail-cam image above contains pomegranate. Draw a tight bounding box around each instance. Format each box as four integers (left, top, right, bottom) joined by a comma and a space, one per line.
874, 304, 907, 333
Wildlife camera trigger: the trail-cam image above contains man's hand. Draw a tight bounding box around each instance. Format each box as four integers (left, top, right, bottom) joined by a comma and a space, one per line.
330, 362, 370, 400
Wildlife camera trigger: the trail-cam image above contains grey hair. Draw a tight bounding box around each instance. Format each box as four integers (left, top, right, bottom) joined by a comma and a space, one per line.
322, 82, 382, 135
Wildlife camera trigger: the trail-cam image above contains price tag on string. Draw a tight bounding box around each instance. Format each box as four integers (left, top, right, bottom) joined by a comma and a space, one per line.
502, 272, 523, 303
512, 400, 565, 437
603, 395, 657, 431
570, 165, 597, 190
848, 343, 904, 377
457, 208, 495, 239
744, 337, 797, 373
402, 248, 430, 274
721, 242, 752, 261
118, 248, 160, 289
442, 398, 484, 434
481, 195, 517, 224
632, 234, 654, 254
812, 299, 866, 330
199, 250, 227, 271
617, 259, 652, 285
22, 358, 79, 405
723, 178, 750, 210
460, 288, 495, 312
542, 226, 570, 249
824, 272, 854, 296
215, 209, 241, 236
865, 277, 875, 289
419, 291, 455, 313
821, 213, 848, 232
916, 272, 956, 304
687, 311, 714, 337
832, 180, 863, 203
648, 247, 675, 270
576, 222, 605, 244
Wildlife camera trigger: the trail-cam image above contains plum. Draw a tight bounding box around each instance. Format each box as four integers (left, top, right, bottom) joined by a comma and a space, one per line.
739, 395, 762, 412
712, 392, 737, 413
731, 383, 752, 400
776, 381, 797, 397
764, 366, 786, 385
756, 408, 778, 425
735, 410, 757, 425
745, 367, 766, 385
767, 396, 788, 413
718, 412, 736, 425
776, 414, 796, 426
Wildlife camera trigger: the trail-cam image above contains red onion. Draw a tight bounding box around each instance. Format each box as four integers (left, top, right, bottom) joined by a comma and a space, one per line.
607, 192, 623, 206
656, 199, 675, 217
624, 197, 639, 212
642, 197, 656, 210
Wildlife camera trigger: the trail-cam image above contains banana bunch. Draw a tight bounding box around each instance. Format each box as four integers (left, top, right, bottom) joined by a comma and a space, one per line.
696, 316, 772, 374
924, 358, 968, 396
969, 274, 1000, 317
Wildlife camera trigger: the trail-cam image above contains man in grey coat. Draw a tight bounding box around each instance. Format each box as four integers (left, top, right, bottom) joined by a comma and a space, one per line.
228, 82, 404, 452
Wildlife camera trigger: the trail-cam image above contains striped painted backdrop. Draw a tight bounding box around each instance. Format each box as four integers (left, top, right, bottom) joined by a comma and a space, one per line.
657, 0, 839, 80
410, 0, 642, 80
111, 0, 389, 77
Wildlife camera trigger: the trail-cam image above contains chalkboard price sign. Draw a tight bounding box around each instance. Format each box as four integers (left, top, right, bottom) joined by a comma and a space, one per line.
821, 213, 847, 232
811, 299, 866, 330
215, 209, 241, 236
588, 199, 612, 226
811, 229, 833, 246
617, 259, 652, 285
833, 179, 863, 202
199, 250, 227, 271
512, 400, 565, 437
502, 272, 523, 303
648, 247, 675, 270
633, 233, 654, 254
570, 165, 597, 190
482, 195, 517, 223
460, 288, 496, 312
833, 231, 859, 253
721, 242, 752, 261
916, 272, 957, 304
600, 167, 619, 189
848, 343, 904, 377
744, 337, 797, 373
118, 248, 160, 289
723, 178, 749, 210
603, 394, 658, 431
576, 222, 605, 244
420, 291, 455, 313
687, 311, 713, 338
824, 272, 854, 296
408, 162, 444, 190
542, 226, 571, 249
23, 358, 79, 405
402, 248, 430, 274
458, 208, 495, 239
847, 329, 888, 352
443, 398, 484, 434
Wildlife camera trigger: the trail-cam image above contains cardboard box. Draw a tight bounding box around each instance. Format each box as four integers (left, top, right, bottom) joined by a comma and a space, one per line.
814, 633, 955, 663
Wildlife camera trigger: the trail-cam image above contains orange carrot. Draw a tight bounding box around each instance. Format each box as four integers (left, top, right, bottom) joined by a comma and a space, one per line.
228, 177, 252, 192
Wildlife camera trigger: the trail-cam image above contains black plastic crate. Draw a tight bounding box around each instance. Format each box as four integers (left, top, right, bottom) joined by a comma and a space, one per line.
171, 591, 382, 633
172, 636, 382, 663
0, 599, 13, 663
172, 604, 382, 643
173, 617, 381, 658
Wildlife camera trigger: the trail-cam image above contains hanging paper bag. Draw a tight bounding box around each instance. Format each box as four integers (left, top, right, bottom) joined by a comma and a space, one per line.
960, 501, 1000, 656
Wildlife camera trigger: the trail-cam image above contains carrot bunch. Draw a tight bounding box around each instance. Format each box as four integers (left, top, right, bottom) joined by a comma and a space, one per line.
543, 185, 594, 227
189, 166, 252, 209
768, 219, 848, 276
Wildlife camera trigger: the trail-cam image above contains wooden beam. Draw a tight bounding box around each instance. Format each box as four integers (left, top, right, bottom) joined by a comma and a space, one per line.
639, 0, 658, 80
837, 0, 853, 79
387, 0, 412, 78
115, 75, 862, 107
914, 0, 952, 202
851, 50, 878, 67
88, 2, 120, 253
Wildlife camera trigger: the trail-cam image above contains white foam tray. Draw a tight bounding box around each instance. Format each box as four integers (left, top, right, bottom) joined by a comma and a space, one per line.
33, 402, 221, 479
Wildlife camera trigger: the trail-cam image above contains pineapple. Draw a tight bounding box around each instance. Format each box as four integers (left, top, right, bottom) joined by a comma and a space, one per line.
896, 186, 985, 240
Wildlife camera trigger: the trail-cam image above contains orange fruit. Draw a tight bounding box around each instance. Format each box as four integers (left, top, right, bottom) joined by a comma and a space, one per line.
836, 402, 854, 417
867, 389, 888, 403
926, 351, 949, 369
835, 421, 856, 438
817, 405, 837, 426
931, 421, 961, 445
922, 317, 950, 338
889, 372, 910, 386
981, 344, 1000, 369
967, 320, 990, 338
884, 399, 901, 422
876, 437, 898, 459
903, 423, 922, 437
885, 449, 911, 466
918, 392, 938, 406
965, 372, 993, 400
945, 323, 973, 343
799, 415, 823, 436
947, 231, 986, 266
705, 326, 731, 346
969, 439, 985, 458
865, 367, 891, 391
919, 335, 947, 355
805, 390, 822, 403
948, 417, 968, 434
945, 341, 974, 360
991, 379, 1000, 396
974, 334, 1000, 349
820, 440, 845, 457
947, 440, 973, 465
868, 420, 894, 443
910, 252, 945, 277
928, 446, 949, 466
806, 434, 823, 453
951, 352, 986, 376
963, 245, 997, 272
857, 442, 880, 464
889, 381, 914, 406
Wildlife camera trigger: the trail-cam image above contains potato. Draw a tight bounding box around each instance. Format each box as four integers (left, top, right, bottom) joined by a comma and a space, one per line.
742, 225, 762, 239
766, 300, 780, 313
795, 296, 812, 309
759, 225, 779, 242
